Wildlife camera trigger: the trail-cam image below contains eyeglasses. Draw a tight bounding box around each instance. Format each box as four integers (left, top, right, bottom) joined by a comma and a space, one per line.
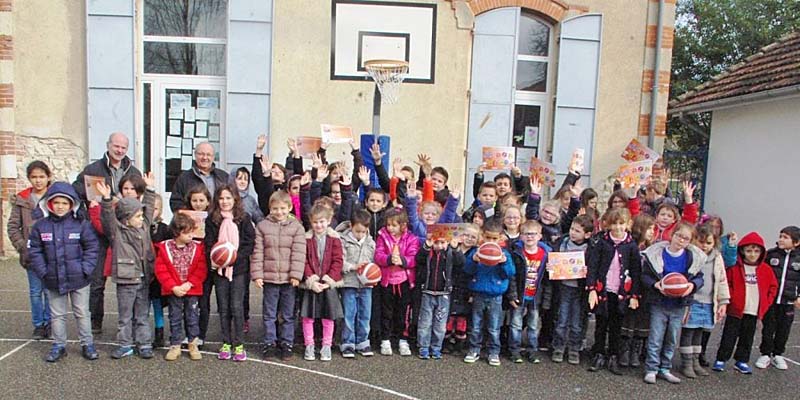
521, 232, 541, 237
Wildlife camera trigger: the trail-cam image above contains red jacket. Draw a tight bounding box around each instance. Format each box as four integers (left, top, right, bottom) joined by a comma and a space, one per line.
88, 203, 114, 277
304, 228, 344, 286
154, 240, 208, 297
725, 232, 778, 320
653, 201, 699, 243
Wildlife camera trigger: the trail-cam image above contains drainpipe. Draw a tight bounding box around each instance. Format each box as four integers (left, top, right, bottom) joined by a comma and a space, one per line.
647, 0, 665, 148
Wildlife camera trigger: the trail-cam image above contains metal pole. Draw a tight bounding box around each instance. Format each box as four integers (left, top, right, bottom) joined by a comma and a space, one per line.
647, 0, 665, 148
372, 85, 381, 137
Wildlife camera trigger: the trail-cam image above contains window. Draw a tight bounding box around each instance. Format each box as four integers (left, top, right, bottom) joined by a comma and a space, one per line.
515, 13, 550, 93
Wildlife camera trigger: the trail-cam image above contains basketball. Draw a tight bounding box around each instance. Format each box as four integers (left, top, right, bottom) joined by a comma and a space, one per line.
358, 263, 382, 286
477, 242, 504, 266
210, 241, 238, 268
660, 272, 690, 297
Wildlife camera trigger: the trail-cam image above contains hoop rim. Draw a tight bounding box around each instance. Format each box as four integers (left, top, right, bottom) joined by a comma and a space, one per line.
364, 59, 409, 72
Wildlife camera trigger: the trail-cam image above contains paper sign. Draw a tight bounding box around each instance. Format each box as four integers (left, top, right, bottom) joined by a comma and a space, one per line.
320, 124, 353, 144
183, 123, 195, 138
197, 97, 218, 109
182, 139, 193, 155
427, 224, 467, 242
166, 136, 181, 148
547, 251, 587, 280
184, 107, 196, 122
195, 108, 210, 121
84, 175, 106, 202
196, 121, 208, 138
166, 147, 180, 158
617, 160, 654, 189
178, 210, 207, 239
170, 94, 191, 109
208, 125, 220, 141
524, 126, 539, 147
181, 156, 193, 170
209, 109, 220, 123
621, 139, 661, 162
168, 108, 183, 120
296, 136, 322, 158
482, 146, 515, 171
570, 148, 585, 173
169, 120, 181, 137
529, 156, 557, 187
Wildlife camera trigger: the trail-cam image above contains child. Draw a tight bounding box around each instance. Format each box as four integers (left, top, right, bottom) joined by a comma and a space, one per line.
301, 204, 345, 361
713, 232, 778, 374
551, 215, 593, 365
206, 185, 255, 361
463, 181, 497, 222
463, 219, 516, 366
98, 174, 157, 359
619, 214, 655, 368
641, 222, 705, 384
506, 220, 550, 364
154, 213, 207, 361
699, 214, 738, 267
652, 182, 698, 243
230, 166, 263, 334
149, 194, 171, 348
677, 223, 730, 378
28, 182, 99, 362
502, 206, 524, 241
416, 233, 465, 359
8, 161, 52, 339
338, 210, 377, 358
374, 208, 420, 356
251, 190, 306, 360
586, 209, 642, 375
579, 188, 600, 233
405, 183, 461, 243
183, 185, 213, 348
756, 226, 800, 370
445, 223, 480, 354
361, 188, 389, 240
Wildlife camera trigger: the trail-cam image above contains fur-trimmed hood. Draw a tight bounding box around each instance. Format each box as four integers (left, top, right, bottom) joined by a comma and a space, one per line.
644, 241, 706, 275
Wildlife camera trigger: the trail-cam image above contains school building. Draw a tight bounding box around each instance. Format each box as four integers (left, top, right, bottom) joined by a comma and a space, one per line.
0, 0, 677, 254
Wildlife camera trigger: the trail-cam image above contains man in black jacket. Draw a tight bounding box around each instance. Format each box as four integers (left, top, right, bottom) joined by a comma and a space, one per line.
169, 141, 229, 212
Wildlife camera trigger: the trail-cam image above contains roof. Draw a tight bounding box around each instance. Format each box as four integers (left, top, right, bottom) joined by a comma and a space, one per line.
669, 31, 800, 114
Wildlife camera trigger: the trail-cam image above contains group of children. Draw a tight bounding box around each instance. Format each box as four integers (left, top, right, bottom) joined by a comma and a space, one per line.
8, 137, 799, 386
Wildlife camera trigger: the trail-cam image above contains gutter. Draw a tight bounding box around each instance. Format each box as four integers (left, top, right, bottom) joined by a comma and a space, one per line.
668, 85, 800, 115
647, 0, 666, 148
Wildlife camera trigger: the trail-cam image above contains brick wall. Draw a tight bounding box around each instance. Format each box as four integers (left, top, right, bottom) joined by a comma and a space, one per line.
0, 0, 12, 256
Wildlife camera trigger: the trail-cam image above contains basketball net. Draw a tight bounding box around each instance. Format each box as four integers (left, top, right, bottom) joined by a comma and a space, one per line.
365, 59, 409, 105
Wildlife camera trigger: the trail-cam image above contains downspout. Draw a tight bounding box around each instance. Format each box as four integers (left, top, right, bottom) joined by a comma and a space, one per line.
647, 0, 666, 148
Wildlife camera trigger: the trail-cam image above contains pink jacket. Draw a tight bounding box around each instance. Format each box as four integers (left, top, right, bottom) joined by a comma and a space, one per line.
374, 227, 420, 287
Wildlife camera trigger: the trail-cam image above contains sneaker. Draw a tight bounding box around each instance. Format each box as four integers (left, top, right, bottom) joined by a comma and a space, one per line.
510, 352, 523, 363
181, 337, 189, 349
111, 346, 134, 359
196, 338, 205, 350
398, 340, 412, 356
643, 371, 657, 384
218, 344, 232, 360
755, 355, 771, 369
91, 320, 102, 334
657, 370, 682, 384
45, 345, 66, 363
138, 346, 154, 359
772, 355, 788, 370
552, 349, 564, 363
380, 340, 393, 356
527, 352, 541, 364
81, 344, 99, 361
243, 319, 250, 334
320, 346, 332, 362
304, 345, 316, 361
431, 350, 442, 360
464, 351, 480, 363
712, 361, 725, 372
165, 345, 182, 361
418, 348, 430, 360
279, 344, 294, 361
568, 351, 580, 365
32, 325, 47, 340
588, 354, 606, 372
488, 354, 501, 366
233, 345, 247, 362
358, 346, 374, 357
188, 338, 202, 360
733, 361, 752, 374
262, 343, 277, 359
342, 348, 356, 359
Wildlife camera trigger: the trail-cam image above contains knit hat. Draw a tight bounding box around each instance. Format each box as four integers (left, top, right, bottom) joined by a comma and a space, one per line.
116, 197, 144, 223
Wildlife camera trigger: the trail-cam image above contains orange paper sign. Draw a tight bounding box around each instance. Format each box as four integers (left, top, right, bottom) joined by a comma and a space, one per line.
529, 156, 557, 187
617, 160, 654, 189
482, 146, 515, 171
569, 148, 585, 173
621, 139, 661, 162
178, 210, 208, 239
320, 124, 353, 144
84, 175, 106, 202
295, 136, 323, 158
427, 224, 467, 242
547, 251, 587, 280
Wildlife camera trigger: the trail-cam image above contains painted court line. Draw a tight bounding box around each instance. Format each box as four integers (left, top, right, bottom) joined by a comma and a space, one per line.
0, 337, 419, 399
0, 309, 266, 318
783, 356, 800, 366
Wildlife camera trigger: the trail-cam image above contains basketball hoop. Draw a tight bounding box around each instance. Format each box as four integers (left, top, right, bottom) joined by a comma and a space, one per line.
365, 59, 409, 105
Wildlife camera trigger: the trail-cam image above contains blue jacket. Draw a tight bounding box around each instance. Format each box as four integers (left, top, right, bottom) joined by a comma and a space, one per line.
506, 239, 551, 306
405, 193, 461, 244
463, 247, 516, 297
720, 235, 738, 267
28, 182, 99, 295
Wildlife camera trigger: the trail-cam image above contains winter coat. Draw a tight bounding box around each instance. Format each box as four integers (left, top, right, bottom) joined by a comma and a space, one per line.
154, 240, 208, 296
652, 202, 699, 243
404, 192, 461, 244
641, 241, 705, 307
169, 162, 229, 212
374, 227, 420, 288
336, 222, 377, 289
228, 167, 265, 224
204, 213, 255, 276
463, 246, 515, 297
8, 187, 44, 268
692, 248, 731, 318
415, 244, 465, 294
505, 239, 550, 307
250, 215, 306, 284
765, 246, 800, 305
28, 182, 99, 295
303, 228, 344, 288
586, 232, 643, 314
72, 152, 141, 201
101, 191, 157, 285
726, 232, 778, 320
525, 193, 579, 247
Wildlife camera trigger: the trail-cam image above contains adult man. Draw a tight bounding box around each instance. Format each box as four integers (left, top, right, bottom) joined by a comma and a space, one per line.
169, 141, 229, 211
72, 132, 142, 333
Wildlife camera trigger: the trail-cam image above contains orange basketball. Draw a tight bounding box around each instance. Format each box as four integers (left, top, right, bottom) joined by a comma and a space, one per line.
661, 272, 690, 298
210, 241, 238, 268
358, 263, 382, 286
477, 242, 504, 266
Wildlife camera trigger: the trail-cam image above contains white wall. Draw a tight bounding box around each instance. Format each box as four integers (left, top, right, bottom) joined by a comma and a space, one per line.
704, 95, 800, 244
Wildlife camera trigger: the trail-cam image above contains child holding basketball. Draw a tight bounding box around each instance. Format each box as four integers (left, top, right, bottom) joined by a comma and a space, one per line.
641, 222, 705, 384
300, 204, 345, 361
251, 190, 306, 360
374, 208, 420, 357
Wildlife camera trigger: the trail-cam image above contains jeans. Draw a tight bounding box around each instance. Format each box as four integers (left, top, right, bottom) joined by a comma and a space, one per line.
553, 285, 583, 352
198, 270, 215, 340
645, 303, 685, 372
167, 295, 200, 345
47, 285, 92, 347
117, 282, 152, 348
341, 287, 373, 351
152, 298, 164, 329
509, 300, 539, 354
262, 283, 296, 346
26, 269, 50, 327
417, 293, 450, 352
716, 314, 757, 363
215, 273, 247, 346
760, 303, 795, 357
469, 294, 503, 356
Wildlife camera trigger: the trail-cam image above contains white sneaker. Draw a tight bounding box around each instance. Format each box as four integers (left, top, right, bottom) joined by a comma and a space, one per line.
398, 340, 412, 356
755, 355, 771, 369
304, 345, 316, 361
772, 355, 788, 370
380, 340, 393, 356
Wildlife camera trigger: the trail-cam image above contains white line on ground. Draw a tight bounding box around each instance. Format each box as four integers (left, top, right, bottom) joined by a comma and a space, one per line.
783, 356, 800, 366
0, 340, 32, 362
0, 309, 266, 318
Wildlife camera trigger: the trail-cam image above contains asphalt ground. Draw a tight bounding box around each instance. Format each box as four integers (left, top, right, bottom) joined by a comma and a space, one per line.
0, 258, 798, 400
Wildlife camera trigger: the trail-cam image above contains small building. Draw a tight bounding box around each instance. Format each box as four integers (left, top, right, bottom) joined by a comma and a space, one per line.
669, 32, 800, 239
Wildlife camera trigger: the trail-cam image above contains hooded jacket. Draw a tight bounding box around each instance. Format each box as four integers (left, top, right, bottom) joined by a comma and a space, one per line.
101, 190, 157, 285
415, 243, 465, 294
168, 161, 229, 212
693, 248, 731, 318
586, 231, 643, 313
726, 232, 778, 320
153, 239, 207, 296
336, 222, 377, 289
641, 241, 706, 307
228, 167, 265, 224
8, 186, 45, 268
72, 152, 141, 201
28, 182, 99, 295
765, 246, 800, 305
374, 227, 420, 287
505, 239, 550, 307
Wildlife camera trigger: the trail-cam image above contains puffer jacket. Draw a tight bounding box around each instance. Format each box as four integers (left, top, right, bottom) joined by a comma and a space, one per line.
101, 190, 157, 285
765, 246, 800, 305
415, 243, 465, 294
336, 222, 377, 289
374, 227, 420, 287
250, 215, 306, 284
8, 187, 44, 268
641, 241, 705, 307
153, 240, 207, 296
28, 182, 99, 295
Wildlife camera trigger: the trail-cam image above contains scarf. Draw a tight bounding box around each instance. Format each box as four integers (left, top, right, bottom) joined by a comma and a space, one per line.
217, 210, 240, 281
291, 194, 302, 221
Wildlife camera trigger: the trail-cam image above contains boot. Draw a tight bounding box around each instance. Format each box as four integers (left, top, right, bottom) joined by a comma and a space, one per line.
619, 338, 631, 368
188, 338, 202, 360
680, 351, 697, 379
692, 353, 710, 376
164, 345, 182, 361
608, 355, 623, 375
153, 328, 164, 348
453, 338, 466, 356
629, 338, 643, 368
588, 353, 606, 372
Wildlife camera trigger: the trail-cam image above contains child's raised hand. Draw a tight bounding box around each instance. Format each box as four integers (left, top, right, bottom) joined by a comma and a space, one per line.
256, 134, 267, 152
287, 138, 297, 155
358, 166, 371, 185
477, 162, 487, 174
259, 155, 271, 177
728, 231, 738, 246
588, 290, 598, 310
415, 153, 432, 176
96, 181, 112, 199
315, 165, 329, 182
301, 171, 312, 186
682, 181, 696, 204
340, 169, 352, 186
143, 172, 156, 189
629, 298, 639, 310
449, 186, 461, 200
569, 181, 583, 198
392, 157, 404, 178
529, 175, 542, 195
510, 163, 522, 178
406, 181, 418, 199
370, 143, 384, 163
311, 153, 322, 170
348, 138, 358, 151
